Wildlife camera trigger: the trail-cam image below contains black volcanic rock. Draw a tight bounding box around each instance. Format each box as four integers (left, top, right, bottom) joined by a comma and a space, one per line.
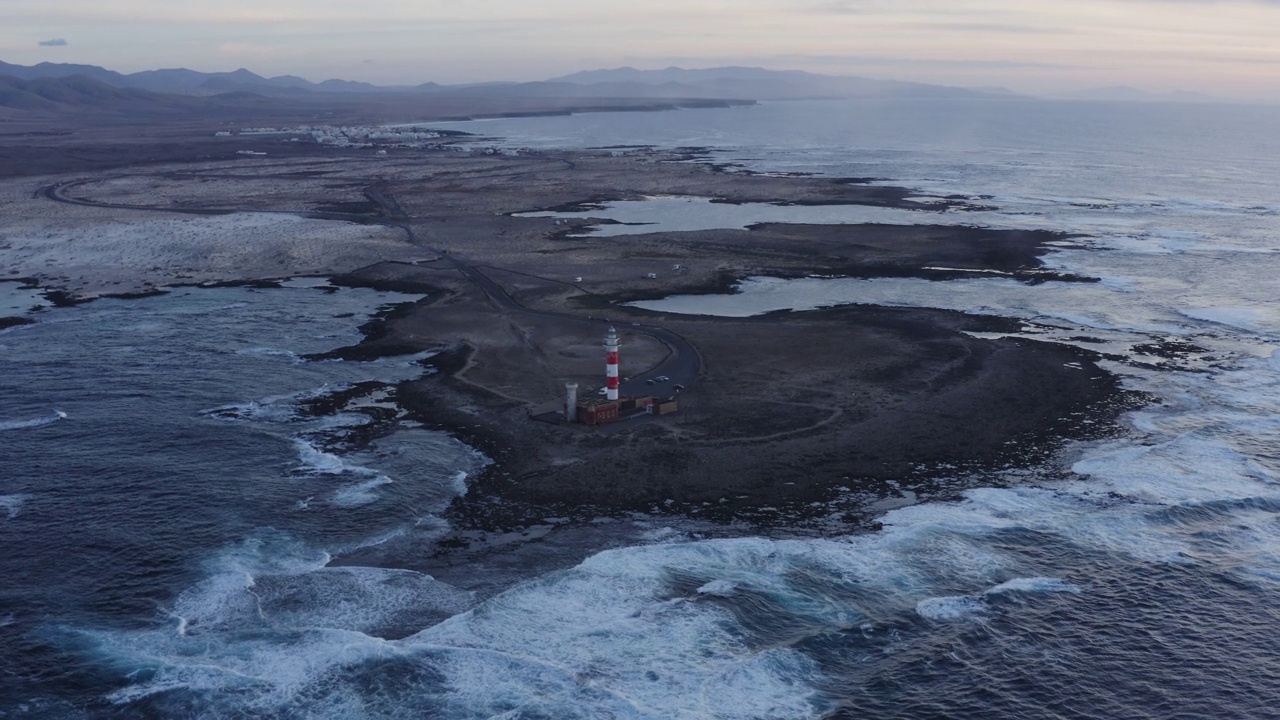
0, 316, 36, 330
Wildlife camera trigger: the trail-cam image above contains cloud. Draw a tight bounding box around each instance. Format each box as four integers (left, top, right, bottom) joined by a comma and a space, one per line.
910, 22, 1073, 35
808, 0, 894, 14
38, 38, 68, 47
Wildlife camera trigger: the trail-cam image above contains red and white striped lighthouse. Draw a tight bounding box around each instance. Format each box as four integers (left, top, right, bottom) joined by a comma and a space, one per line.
605, 326, 620, 401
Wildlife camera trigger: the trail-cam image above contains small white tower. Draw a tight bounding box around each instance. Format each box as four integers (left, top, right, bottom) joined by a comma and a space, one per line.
565, 382, 579, 423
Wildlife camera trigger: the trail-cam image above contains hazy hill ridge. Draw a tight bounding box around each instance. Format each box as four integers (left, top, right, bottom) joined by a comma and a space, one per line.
0, 74, 185, 112
549, 66, 1007, 100
0, 72, 752, 123
0, 60, 1006, 100
0, 60, 405, 96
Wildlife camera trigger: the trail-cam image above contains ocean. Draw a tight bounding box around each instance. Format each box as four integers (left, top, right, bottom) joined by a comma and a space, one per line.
3, 97, 1280, 718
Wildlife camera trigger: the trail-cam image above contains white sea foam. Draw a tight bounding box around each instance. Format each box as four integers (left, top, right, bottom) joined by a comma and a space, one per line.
292, 438, 380, 477
384, 527, 1032, 715
168, 534, 331, 637
203, 399, 300, 424
1069, 436, 1276, 505
315, 412, 373, 430
257, 566, 473, 632
201, 385, 353, 425
407, 541, 831, 719
293, 439, 351, 475
449, 470, 470, 495
330, 476, 393, 507
878, 485, 1189, 567
105, 627, 388, 706
985, 577, 1081, 595
1180, 307, 1274, 334
1068, 352, 1280, 504
916, 595, 985, 621
99, 534, 473, 708
237, 346, 304, 363
642, 526, 686, 544
697, 579, 738, 597
1, 494, 28, 520
0, 410, 66, 432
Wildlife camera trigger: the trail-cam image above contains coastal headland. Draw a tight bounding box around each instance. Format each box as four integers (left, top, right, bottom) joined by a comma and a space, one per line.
1, 119, 1143, 548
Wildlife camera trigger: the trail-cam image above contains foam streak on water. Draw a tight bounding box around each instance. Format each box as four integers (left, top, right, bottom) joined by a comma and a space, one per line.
0, 409, 67, 432
0, 494, 28, 520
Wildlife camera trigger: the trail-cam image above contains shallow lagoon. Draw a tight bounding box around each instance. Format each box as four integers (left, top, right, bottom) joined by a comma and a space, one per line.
515, 195, 965, 235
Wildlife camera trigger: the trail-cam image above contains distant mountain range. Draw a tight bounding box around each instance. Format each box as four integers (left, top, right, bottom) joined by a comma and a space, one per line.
0, 72, 754, 123
0, 60, 404, 96
0, 60, 1230, 118
0, 60, 1010, 101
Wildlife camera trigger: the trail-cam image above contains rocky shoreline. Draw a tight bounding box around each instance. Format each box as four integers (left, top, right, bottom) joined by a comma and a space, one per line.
317, 258, 1145, 540
0, 135, 1151, 548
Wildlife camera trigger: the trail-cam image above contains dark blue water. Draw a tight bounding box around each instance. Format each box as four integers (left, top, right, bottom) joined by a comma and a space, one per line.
0, 284, 484, 717
4, 99, 1280, 718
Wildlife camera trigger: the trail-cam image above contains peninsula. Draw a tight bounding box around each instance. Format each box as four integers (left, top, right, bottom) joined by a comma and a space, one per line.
0, 103, 1139, 549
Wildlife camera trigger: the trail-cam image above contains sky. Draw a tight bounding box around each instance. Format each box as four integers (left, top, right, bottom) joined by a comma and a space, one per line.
3, 0, 1280, 100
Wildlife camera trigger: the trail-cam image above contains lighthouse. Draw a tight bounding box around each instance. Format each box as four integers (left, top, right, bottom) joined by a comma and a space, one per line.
605, 326, 620, 401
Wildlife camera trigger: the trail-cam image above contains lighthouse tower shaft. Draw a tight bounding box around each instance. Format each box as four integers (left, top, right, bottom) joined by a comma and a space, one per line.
605, 327, 620, 401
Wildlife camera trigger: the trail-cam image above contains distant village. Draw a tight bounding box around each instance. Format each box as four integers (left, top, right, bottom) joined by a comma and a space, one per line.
216, 125, 462, 151
215, 125, 642, 157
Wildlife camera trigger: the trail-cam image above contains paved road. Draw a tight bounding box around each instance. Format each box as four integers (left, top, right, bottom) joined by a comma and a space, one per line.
41, 177, 701, 396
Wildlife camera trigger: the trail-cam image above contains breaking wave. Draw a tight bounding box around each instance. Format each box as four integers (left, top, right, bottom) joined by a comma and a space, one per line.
0, 410, 66, 432
92, 533, 475, 709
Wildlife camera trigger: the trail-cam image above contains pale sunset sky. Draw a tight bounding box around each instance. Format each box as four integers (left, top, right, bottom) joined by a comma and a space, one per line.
2, 0, 1279, 100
